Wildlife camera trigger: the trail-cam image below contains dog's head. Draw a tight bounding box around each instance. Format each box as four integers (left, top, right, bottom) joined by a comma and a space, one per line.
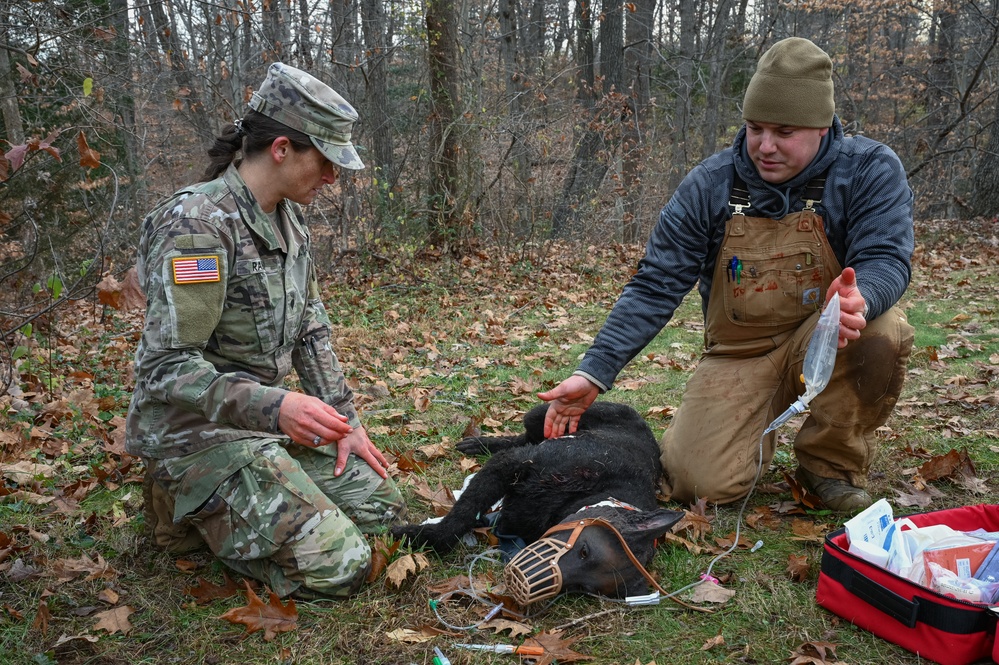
504, 507, 684, 605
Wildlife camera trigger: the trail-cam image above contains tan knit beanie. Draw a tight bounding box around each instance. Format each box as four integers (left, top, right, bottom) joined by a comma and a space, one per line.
742, 37, 834, 128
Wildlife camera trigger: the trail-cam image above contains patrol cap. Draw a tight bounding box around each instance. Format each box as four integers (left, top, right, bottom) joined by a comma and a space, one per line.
249, 62, 364, 169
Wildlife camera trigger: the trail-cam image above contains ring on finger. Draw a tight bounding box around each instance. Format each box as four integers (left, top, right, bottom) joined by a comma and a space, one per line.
312, 435, 322, 446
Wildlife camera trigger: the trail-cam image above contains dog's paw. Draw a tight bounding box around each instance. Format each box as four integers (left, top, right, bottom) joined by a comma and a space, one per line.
455, 437, 489, 455
390, 523, 428, 545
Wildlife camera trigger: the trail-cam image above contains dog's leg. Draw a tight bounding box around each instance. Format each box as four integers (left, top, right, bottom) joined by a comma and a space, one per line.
391, 450, 523, 553
455, 433, 528, 455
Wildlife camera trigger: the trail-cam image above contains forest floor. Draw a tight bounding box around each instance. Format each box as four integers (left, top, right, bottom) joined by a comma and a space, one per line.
1, 217, 998, 664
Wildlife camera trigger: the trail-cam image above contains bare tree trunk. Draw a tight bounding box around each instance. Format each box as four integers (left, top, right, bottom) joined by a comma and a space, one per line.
426, 0, 461, 251
621, 0, 653, 244
147, 0, 214, 140
972, 92, 999, 216
297, 0, 315, 69
498, 0, 532, 233
674, 0, 696, 187
360, 0, 394, 184
0, 0, 24, 145
107, 0, 139, 176
551, 0, 608, 238
599, 0, 623, 93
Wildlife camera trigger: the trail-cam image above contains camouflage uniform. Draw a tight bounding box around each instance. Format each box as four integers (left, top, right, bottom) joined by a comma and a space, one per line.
127, 64, 404, 598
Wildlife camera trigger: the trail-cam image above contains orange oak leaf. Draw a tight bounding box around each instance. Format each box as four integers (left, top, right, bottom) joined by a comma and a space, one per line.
787, 554, 810, 582
218, 582, 297, 641
526, 630, 593, 665
184, 572, 242, 605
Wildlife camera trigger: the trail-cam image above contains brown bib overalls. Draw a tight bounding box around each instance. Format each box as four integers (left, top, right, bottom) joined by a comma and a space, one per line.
660, 184, 914, 505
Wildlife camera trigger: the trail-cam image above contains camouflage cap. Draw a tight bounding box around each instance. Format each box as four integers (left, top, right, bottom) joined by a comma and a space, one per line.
249, 62, 364, 170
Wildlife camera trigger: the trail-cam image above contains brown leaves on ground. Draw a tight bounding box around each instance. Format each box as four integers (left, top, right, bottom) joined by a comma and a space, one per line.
788, 640, 849, 664
93, 605, 135, 635
523, 630, 592, 665
787, 554, 811, 582
218, 581, 297, 641
911, 447, 988, 494
385, 551, 431, 588
184, 572, 243, 605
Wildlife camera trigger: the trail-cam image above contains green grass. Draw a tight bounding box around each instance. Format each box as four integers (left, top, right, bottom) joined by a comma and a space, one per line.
3, 220, 999, 664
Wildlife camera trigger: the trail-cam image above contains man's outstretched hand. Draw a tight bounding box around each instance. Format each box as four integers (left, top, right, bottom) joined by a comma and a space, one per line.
538, 375, 600, 439
825, 267, 867, 348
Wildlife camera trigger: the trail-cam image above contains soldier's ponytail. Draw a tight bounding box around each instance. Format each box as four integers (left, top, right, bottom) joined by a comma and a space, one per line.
199, 111, 314, 182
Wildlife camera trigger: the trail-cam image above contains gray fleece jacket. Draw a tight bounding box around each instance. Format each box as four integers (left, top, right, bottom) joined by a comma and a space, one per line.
576, 116, 914, 391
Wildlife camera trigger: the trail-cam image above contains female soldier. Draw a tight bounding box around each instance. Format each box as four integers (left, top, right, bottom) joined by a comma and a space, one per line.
127, 63, 405, 599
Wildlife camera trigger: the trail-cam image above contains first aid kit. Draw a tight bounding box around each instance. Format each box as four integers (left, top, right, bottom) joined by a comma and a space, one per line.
817, 503, 999, 665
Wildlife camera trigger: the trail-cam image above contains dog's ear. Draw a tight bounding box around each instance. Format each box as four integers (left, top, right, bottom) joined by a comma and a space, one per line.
619, 509, 685, 540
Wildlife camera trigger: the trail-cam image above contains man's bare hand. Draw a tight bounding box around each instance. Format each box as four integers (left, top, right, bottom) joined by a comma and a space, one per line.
538, 375, 600, 439
824, 266, 867, 348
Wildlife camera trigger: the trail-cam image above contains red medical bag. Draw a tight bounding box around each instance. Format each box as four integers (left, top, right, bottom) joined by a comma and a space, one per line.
817, 504, 999, 665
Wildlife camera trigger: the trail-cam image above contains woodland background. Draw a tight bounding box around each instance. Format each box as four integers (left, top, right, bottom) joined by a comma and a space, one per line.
3, 0, 999, 343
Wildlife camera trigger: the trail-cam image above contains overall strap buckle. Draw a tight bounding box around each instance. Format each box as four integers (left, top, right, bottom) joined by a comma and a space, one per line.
729, 174, 751, 217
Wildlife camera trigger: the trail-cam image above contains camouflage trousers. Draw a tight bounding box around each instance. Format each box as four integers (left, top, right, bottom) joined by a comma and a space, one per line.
147, 439, 406, 598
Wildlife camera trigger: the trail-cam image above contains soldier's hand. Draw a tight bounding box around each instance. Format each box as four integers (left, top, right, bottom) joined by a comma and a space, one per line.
334, 425, 389, 478
279, 392, 353, 448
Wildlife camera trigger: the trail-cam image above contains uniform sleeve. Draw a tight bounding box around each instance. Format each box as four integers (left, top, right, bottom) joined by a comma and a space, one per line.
291, 261, 361, 429
136, 214, 289, 433
576, 164, 717, 389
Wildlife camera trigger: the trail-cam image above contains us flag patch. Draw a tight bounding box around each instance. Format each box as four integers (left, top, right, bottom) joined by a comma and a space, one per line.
172, 255, 221, 284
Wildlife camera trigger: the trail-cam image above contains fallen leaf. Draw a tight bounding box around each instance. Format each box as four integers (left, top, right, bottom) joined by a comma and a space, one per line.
788, 639, 848, 664
32, 599, 50, 635
526, 630, 592, 665
385, 627, 434, 644
218, 582, 297, 641
787, 554, 810, 582
893, 483, 944, 508
480, 617, 533, 637
688, 581, 735, 605
50, 553, 116, 583
701, 633, 725, 650
184, 572, 242, 605
52, 633, 99, 648
94, 605, 135, 634
783, 470, 823, 509
367, 536, 401, 583
0, 461, 56, 485
789, 519, 827, 544
97, 588, 119, 605
385, 552, 431, 588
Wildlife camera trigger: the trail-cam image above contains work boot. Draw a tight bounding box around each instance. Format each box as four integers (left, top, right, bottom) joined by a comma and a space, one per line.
142, 462, 205, 553
795, 467, 873, 514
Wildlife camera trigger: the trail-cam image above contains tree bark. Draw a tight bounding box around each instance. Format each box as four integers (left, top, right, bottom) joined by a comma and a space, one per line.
0, 0, 24, 145
621, 0, 653, 244
551, 0, 608, 238
360, 0, 394, 184
426, 0, 461, 251
499, 0, 532, 233
147, 0, 214, 140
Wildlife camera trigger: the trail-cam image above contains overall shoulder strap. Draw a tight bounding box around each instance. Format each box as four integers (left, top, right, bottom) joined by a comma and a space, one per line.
729, 173, 751, 216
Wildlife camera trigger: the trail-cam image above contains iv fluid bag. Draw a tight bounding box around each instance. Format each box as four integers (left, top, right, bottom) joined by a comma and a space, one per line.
800, 292, 840, 405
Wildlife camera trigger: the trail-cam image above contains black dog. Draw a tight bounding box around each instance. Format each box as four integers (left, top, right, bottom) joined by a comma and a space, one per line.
391, 401, 684, 600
